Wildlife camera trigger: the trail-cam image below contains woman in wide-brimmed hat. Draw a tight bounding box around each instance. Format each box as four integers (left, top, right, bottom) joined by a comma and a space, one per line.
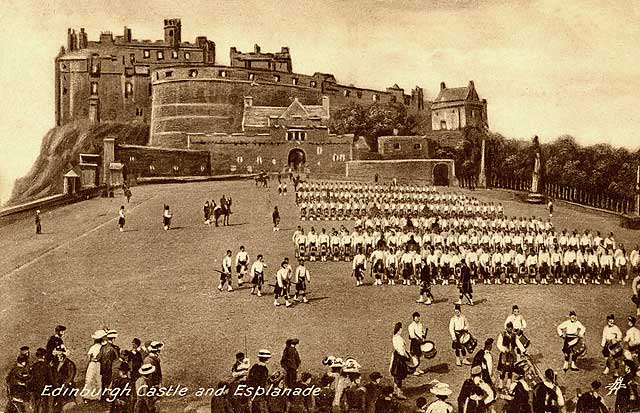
81, 329, 106, 402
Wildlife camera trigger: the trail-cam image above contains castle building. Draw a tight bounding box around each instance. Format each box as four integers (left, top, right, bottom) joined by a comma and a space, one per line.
431, 81, 488, 131
187, 96, 352, 175
55, 19, 216, 126
230, 44, 292, 72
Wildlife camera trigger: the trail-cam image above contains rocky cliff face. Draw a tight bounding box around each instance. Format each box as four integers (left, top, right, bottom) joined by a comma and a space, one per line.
7, 121, 149, 206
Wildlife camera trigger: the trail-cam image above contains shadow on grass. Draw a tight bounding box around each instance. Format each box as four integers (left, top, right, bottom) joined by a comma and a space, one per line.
432, 298, 449, 304
577, 357, 598, 371
169, 226, 187, 230
473, 298, 488, 305
307, 296, 330, 303
403, 383, 432, 397
424, 362, 450, 375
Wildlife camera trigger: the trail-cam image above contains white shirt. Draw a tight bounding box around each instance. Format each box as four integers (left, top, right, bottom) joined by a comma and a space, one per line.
235, 251, 249, 265
251, 261, 265, 275
625, 326, 640, 346
408, 321, 425, 340
505, 314, 527, 331
601, 324, 622, 346
222, 255, 232, 273
392, 334, 409, 357
426, 400, 454, 413
557, 319, 586, 338
352, 254, 367, 269
449, 315, 469, 339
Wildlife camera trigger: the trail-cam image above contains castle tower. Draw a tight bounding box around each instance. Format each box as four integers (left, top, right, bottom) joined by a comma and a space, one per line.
164, 18, 182, 48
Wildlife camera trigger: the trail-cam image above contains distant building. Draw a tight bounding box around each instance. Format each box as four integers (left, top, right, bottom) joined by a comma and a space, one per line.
377, 135, 431, 159
431, 81, 488, 131
230, 44, 292, 72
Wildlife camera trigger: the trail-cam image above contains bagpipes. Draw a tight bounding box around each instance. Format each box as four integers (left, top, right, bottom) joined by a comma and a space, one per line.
632, 294, 640, 306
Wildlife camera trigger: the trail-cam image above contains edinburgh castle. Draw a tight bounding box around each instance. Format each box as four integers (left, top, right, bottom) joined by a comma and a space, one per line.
54, 19, 488, 184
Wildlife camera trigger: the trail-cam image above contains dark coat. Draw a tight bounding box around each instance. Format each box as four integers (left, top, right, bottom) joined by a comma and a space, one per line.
281, 346, 301, 370
29, 359, 53, 395
45, 335, 63, 361
143, 354, 162, 387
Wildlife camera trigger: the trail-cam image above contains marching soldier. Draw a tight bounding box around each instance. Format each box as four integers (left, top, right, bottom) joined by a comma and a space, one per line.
218, 250, 233, 292
601, 314, 622, 376
293, 259, 310, 303
235, 246, 249, 287
250, 254, 267, 297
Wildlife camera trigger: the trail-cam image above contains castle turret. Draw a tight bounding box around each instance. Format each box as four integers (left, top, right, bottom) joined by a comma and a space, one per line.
164, 18, 182, 48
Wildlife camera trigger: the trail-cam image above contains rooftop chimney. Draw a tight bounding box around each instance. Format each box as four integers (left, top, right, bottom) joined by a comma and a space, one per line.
244, 96, 253, 108
469, 80, 475, 89
440, 81, 446, 90
254, 44, 261, 53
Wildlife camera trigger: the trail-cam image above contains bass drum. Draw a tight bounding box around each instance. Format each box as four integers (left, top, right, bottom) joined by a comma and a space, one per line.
460, 332, 478, 353
569, 338, 587, 358
420, 341, 437, 359
515, 359, 542, 388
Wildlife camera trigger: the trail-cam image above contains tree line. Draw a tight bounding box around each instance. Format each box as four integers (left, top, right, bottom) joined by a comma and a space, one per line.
331, 102, 639, 200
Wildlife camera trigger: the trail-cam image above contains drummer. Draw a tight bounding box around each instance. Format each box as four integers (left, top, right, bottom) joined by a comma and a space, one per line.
600, 314, 623, 376
449, 304, 472, 367
505, 305, 528, 358
408, 312, 427, 376
623, 316, 640, 359
556, 310, 587, 372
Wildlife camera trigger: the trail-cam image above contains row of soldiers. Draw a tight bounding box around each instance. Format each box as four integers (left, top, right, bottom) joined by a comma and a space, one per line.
292, 226, 638, 285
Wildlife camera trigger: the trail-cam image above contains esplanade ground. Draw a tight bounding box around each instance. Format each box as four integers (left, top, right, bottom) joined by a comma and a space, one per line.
1, 180, 638, 411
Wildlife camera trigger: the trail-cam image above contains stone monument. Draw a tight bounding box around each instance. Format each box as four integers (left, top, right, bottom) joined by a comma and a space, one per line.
526, 135, 545, 204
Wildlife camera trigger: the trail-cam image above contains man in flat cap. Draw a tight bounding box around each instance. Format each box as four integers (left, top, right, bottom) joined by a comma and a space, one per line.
5, 355, 30, 413
50, 345, 76, 413
281, 339, 301, 388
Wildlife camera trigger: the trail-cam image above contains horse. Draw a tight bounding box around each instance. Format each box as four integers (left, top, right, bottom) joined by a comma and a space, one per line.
255, 173, 269, 188
214, 198, 233, 226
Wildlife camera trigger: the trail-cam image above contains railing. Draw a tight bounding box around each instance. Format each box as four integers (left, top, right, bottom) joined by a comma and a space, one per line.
489, 176, 636, 215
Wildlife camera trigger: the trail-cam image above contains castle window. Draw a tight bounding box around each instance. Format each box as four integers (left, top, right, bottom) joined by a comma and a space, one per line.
373, 94, 379, 102
248, 73, 255, 81
292, 78, 298, 85
310, 81, 317, 88
316, 146, 323, 155
272, 159, 277, 165
184, 52, 191, 60
414, 143, 422, 150
219, 70, 227, 77
173, 165, 180, 172
148, 83, 152, 96
332, 154, 337, 162
390, 95, 397, 103
274, 75, 280, 82
343, 90, 350, 97
129, 156, 136, 162
90, 64, 100, 75
340, 154, 346, 161
62, 87, 68, 95
130, 53, 135, 64
157, 51, 164, 60
471, 109, 476, 118
149, 165, 155, 172
172, 50, 178, 59
200, 165, 206, 172
440, 120, 446, 129
287, 131, 307, 141
236, 156, 244, 163
230, 165, 237, 172
189, 69, 198, 78
125, 82, 133, 97
143, 50, 150, 59
165, 71, 173, 78
393, 143, 401, 150
91, 82, 98, 95
136, 108, 144, 116
357, 91, 363, 99
256, 156, 263, 165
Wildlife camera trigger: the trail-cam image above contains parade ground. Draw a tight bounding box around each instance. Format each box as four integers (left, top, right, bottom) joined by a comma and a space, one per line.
1, 180, 640, 411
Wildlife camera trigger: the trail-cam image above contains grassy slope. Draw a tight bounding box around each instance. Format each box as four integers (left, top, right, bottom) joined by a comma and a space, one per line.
7, 121, 149, 206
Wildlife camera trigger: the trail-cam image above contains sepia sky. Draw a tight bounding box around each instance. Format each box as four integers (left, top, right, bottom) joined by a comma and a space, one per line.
0, 0, 639, 202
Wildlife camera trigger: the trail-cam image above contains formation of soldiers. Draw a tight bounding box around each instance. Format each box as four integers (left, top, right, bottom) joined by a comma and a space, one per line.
296, 181, 504, 221
293, 181, 639, 290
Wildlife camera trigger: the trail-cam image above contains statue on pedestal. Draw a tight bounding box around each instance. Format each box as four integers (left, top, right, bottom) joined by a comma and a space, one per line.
526, 135, 545, 203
